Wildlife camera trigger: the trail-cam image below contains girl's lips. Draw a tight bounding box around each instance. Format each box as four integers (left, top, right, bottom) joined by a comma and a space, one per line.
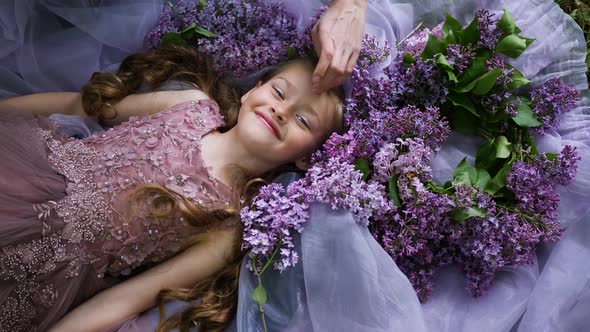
255, 112, 280, 139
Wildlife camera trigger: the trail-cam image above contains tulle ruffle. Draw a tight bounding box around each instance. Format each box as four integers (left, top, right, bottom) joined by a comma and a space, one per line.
0, 108, 119, 331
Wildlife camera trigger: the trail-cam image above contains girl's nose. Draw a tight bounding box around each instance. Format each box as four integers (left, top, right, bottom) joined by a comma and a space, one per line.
271, 103, 292, 123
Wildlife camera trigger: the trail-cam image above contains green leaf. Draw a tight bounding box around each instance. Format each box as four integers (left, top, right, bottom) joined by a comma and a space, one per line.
497, 8, 516, 34
403, 52, 416, 67
198, 0, 207, 9
452, 171, 473, 186
453, 158, 476, 186
447, 71, 458, 83
494, 136, 512, 158
454, 158, 474, 179
468, 207, 487, 218
473, 168, 492, 190
435, 54, 454, 71
252, 284, 267, 305
472, 68, 503, 95
181, 23, 197, 34
161, 32, 186, 46
421, 35, 447, 60
452, 159, 491, 190
495, 34, 528, 58
452, 208, 470, 222
458, 17, 481, 46
452, 207, 487, 222
506, 67, 531, 91
457, 58, 486, 86
285, 45, 298, 59
442, 13, 462, 43
512, 103, 542, 127
475, 136, 512, 169
448, 109, 480, 134
484, 162, 512, 194
194, 26, 217, 38
448, 94, 480, 117
545, 152, 558, 161
354, 158, 371, 181
388, 174, 402, 208
455, 67, 502, 94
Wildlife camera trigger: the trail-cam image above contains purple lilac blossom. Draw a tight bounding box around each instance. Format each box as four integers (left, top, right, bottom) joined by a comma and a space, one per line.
386, 58, 449, 107
445, 43, 476, 73
530, 77, 579, 134
357, 35, 392, 68
372, 183, 458, 302
475, 9, 503, 49
506, 146, 580, 242
301, 157, 395, 226
481, 55, 522, 116
146, 0, 305, 78
241, 183, 308, 272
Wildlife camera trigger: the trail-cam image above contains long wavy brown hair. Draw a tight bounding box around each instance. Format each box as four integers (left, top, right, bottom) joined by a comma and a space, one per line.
80, 43, 343, 332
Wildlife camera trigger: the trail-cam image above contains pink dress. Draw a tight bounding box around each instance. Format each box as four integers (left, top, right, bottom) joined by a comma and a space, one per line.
0, 99, 235, 331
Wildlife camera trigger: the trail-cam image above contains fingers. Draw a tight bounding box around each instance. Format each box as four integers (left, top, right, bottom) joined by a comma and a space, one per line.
312, 31, 334, 91
313, 42, 353, 94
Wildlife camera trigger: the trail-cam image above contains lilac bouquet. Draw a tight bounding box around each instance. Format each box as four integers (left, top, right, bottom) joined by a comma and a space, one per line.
238, 8, 581, 303
148, 2, 581, 306
145, 0, 312, 78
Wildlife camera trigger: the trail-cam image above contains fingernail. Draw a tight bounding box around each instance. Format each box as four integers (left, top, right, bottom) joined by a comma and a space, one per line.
312, 75, 320, 84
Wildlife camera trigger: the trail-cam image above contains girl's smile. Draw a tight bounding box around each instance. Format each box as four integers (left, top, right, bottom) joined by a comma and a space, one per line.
255, 111, 281, 140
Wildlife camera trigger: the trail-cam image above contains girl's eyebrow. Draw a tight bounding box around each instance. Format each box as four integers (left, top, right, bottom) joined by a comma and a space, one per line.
276, 76, 297, 93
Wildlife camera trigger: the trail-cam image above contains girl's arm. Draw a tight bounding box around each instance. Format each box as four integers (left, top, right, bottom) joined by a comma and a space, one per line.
49, 228, 239, 332
0, 92, 86, 117
0, 89, 210, 125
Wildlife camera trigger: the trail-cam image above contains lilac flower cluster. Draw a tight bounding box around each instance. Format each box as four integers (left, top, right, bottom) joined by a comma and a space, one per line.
373, 138, 433, 183
475, 9, 503, 49
386, 58, 449, 107
145, 1, 196, 48
506, 146, 580, 242
460, 203, 540, 297
530, 77, 579, 134
482, 55, 521, 116
445, 43, 476, 73
241, 183, 308, 272
371, 171, 458, 301
145, 0, 306, 78
299, 157, 395, 226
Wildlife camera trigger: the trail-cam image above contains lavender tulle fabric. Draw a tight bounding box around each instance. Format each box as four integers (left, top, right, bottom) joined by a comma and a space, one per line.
1, 0, 589, 331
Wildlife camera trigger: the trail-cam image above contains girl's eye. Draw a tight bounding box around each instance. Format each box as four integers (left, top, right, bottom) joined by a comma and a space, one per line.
273, 86, 284, 100
297, 114, 310, 129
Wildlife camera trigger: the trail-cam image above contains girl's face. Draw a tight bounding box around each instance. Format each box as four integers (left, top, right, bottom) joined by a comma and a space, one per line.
235, 62, 342, 168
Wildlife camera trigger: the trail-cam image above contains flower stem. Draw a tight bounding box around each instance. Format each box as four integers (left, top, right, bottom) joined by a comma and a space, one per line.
251, 241, 282, 332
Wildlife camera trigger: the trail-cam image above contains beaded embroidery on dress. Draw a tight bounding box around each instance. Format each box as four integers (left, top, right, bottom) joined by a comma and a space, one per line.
0, 99, 234, 331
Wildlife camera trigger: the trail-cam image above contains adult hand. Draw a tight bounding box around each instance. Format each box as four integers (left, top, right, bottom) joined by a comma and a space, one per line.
311, 0, 367, 94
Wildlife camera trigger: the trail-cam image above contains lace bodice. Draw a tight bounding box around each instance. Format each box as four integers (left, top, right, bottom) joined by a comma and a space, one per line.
27, 99, 234, 278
